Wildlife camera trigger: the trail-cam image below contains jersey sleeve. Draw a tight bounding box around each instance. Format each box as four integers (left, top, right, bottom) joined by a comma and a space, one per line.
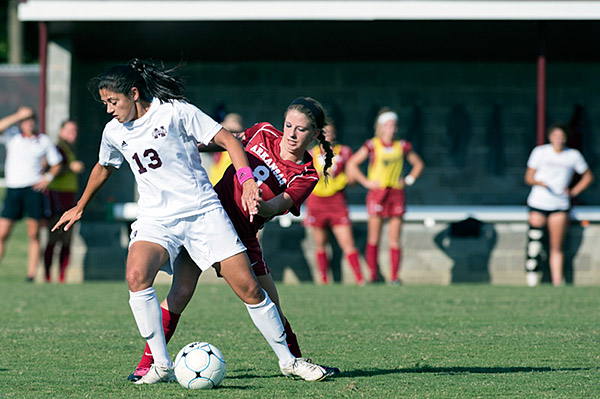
177, 101, 223, 145
98, 129, 124, 168
573, 150, 589, 174
43, 136, 63, 167
526, 146, 542, 169
285, 172, 319, 216
0, 126, 19, 144
401, 140, 413, 156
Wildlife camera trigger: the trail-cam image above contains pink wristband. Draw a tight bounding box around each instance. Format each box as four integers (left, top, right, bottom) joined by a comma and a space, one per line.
236, 166, 254, 185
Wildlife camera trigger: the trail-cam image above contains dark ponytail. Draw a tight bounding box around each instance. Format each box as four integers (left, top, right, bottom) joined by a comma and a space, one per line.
90, 58, 187, 103
317, 130, 334, 178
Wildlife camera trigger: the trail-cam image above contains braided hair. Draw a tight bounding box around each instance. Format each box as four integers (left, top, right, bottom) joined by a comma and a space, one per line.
285, 97, 334, 177
90, 58, 187, 103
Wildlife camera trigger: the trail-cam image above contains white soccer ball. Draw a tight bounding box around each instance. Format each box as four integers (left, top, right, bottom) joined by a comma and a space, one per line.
173, 341, 226, 389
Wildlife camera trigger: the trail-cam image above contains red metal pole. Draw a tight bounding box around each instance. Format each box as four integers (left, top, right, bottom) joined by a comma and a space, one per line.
536, 23, 546, 146
38, 21, 47, 134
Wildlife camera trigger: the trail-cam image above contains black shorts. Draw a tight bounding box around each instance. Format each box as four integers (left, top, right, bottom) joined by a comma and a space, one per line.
528, 206, 569, 217
1, 187, 45, 220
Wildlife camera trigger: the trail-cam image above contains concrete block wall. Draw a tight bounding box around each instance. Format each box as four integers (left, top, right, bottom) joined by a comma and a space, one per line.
262, 221, 600, 286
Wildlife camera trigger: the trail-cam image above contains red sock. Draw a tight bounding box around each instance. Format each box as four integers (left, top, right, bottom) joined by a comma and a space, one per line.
137, 307, 181, 369
284, 319, 302, 358
390, 247, 401, 281
44, 243, 54, 282
366, 244, 378, 282
59, 246, 70, 283
315, 250, 329, 284
346, 251, 364, 284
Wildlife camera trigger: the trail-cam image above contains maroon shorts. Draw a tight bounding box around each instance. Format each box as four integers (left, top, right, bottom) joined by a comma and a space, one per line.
366, 188, 406, 218
243, 237, 270, 276
304, 192, 351, 229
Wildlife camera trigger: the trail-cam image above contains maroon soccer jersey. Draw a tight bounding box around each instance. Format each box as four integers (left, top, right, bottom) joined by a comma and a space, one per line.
214, 122, 319, 240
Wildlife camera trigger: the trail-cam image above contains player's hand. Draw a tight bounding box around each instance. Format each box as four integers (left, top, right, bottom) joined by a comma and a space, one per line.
364, 180, 381, 190
32, 179, 49, 192
52, 205, 83, 232
16, 106, 34, 120
241, 178, 260, 215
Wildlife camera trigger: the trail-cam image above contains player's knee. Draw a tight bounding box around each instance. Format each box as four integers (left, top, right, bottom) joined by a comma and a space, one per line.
243, 283, 265, 304
126, 267, 151, 291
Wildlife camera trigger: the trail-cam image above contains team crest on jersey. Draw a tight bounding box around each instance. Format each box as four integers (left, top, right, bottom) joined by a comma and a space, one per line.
152, 126, 167, 139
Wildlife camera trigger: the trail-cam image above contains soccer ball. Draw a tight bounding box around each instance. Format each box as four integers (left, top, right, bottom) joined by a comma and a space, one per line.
173, 341, 226, 389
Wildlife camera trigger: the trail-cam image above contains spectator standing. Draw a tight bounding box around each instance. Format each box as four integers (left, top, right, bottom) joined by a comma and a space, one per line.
43, 120, 84, 283
346, 108, 424, 284
0, 106, 62, 281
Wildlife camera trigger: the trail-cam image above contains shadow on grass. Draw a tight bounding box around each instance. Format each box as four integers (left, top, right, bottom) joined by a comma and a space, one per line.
342, 365, 599, 378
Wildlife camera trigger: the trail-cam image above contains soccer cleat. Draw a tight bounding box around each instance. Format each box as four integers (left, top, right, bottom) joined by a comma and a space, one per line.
280, 358, 331, 381
133, 364, 175, 385
127, 366, 150, 382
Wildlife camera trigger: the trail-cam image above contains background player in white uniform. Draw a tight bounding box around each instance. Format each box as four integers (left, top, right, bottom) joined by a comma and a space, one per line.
524, 123, 594, 286
53, 59, 321, 384
0, 106, 62, 281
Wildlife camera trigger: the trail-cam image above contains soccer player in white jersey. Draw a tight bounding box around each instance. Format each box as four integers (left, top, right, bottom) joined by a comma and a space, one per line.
53, 59, 326, 383
524, 123, 594, 286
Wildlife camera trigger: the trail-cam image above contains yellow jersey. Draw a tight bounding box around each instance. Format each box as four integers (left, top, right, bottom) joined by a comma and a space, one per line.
365, 137, 412, 189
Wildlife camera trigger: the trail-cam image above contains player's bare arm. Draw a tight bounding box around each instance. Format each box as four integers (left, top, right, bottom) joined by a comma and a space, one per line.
569, 168, 594, 197
255, 192, 294, 219
0, 106, 35, 133
524, 167, 548, 188
32, 163, 62, 192
405, 150, 425, 184
212, 128, 260, 214
52, 163, 114, 232
346, 146, 380, 190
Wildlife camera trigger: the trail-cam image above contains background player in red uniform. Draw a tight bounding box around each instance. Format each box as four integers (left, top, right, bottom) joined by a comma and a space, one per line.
346, 107, 425, 284
304, 118, 364, 285
128, 97, 339, 381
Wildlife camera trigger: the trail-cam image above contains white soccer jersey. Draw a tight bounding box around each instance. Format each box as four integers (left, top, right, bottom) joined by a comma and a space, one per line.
98, 98, 223, 219
0, 127, 63, 188
526, 144, 589, 211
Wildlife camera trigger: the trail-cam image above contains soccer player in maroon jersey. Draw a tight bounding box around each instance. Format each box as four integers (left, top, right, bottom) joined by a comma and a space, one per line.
128, 97, 340, 381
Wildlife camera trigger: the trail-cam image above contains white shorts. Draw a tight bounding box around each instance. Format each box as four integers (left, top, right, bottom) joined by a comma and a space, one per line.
129, 207, 246, 275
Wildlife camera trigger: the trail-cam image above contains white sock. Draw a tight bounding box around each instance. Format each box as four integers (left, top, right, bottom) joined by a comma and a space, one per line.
129, 287, 173, 367
245, 289, 295, 367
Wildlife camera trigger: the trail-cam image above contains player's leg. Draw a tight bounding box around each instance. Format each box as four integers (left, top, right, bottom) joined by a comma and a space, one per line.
128, 249, 201, 382
25, 218, 41, 281
218, 255, 329, 381
331, 224, 364, 285
57, 221, 74, 283
0, 218, 15, 265
256, 272, 303, 357
312, 226, 330, 284
546, 211, 569, 286
44, 215, 61, 282
126, 241, 175, 384
525, 210, 547, 286
387, 216, 403, 284
366, 215, 383, 282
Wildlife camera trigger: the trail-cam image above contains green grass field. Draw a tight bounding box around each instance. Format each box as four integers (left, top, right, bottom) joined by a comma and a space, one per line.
1, 221, 599, 398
